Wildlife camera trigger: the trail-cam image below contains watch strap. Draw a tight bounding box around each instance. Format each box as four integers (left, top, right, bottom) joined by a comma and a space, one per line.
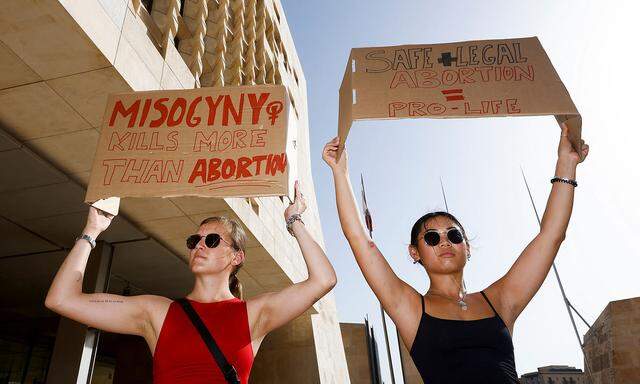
76, 234, 96, 249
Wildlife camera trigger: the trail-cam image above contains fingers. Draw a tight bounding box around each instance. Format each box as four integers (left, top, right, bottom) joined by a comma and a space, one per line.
324, 137, 340, 150
560, 123, 569, 137
323, 144, 339, 154
293, 180, 305, 203
322, 137, 341, 165
96, 208, 114, 220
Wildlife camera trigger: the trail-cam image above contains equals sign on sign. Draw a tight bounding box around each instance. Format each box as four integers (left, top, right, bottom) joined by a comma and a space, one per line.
441, 89, 464, 101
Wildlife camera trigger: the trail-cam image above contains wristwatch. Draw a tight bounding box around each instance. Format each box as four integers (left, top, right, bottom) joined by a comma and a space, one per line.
76, 234, 96, 249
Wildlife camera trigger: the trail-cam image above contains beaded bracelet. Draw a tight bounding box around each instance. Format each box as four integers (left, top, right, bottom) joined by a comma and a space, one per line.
550, 177, 578, 187
286, 213, 304, 236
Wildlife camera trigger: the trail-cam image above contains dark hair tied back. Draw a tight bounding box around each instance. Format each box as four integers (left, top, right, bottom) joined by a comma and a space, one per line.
229, 271, 242, 299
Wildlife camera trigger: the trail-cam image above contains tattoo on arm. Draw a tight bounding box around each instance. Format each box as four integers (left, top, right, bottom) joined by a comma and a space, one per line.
89, 299, 124, 303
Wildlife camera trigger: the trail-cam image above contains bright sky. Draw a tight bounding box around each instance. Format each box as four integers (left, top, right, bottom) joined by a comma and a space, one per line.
281, 0, 640, 381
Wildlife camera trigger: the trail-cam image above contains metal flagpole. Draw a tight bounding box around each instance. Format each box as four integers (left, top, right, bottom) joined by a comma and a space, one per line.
361, 173, 396, 384
440, 177, 449, 213
520, 167, 593, 382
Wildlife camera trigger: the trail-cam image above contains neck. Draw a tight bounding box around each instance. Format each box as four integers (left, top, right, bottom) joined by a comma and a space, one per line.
187, 273, 235, 302
427, 271, 465, 298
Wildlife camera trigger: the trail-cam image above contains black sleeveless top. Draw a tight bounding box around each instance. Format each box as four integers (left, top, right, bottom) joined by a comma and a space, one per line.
409, 291, 519, 383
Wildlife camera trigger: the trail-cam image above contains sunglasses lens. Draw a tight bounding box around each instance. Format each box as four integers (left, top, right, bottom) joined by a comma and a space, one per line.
205, 233, 221, 248
424, 231, 440, 246
448, 229, 464, 244
186, 234, 201, 249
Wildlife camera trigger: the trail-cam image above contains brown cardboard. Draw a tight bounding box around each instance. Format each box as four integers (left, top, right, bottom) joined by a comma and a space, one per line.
90, 197, 120, 216
85, 85, 295, 207
338, 37, 582, 156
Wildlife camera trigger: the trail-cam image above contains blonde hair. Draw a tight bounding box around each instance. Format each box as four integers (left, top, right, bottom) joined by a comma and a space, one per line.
199, 216, 247, 299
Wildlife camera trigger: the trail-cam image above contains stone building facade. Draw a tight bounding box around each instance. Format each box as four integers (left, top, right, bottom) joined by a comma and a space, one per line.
583, 296, 640, 384
519, 365, 586, 384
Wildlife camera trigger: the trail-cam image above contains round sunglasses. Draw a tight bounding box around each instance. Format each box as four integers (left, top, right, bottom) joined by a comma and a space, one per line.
186, 233, 233, 250
423, 228, 464, 246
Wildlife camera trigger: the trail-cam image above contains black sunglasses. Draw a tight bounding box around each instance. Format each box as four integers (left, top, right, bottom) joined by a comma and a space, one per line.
186, 233, 233, 250
423, 228, 464, 246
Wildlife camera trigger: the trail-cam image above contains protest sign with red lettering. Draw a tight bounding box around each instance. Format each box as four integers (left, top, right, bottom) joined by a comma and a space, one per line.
85, 85, 295, 208
337, 37, 582, 156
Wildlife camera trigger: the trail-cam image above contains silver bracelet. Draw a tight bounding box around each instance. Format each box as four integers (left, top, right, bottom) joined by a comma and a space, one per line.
76, 234, 96, 249
550, 177, 577, 187
286, 214, 304, 236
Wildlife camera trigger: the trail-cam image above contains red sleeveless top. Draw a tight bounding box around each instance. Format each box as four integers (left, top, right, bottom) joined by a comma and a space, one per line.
153, 298, 254, 384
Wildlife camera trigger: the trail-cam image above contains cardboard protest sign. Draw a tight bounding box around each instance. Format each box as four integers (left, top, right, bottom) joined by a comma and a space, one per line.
85, 85, 295, 210
338, 36, 582, 156
91, 197, 120, 216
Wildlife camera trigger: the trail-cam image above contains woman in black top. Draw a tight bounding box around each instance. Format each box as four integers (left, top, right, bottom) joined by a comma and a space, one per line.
322, 125, 588, 383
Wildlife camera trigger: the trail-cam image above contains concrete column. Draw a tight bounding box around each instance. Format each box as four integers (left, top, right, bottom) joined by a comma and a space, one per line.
250, 315, 320, 383
46, 241, 113, 384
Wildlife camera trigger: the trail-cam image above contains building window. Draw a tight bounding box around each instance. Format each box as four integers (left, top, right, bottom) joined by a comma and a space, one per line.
273, 2, 281, 24
141, 0, 154, 12
247, 198, 260, 216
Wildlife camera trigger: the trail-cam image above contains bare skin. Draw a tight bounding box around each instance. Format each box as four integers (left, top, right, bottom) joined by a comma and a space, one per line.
45, 181, 337, 358
322, 124, 588, 350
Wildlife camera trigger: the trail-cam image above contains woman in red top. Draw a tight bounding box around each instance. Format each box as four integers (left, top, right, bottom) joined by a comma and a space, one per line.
45, 181, 336, 383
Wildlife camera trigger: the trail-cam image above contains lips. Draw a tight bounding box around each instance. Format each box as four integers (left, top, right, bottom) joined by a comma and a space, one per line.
439, 252, 455, 258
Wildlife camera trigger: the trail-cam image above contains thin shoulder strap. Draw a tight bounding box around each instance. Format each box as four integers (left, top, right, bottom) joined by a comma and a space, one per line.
419, 293, 426, 314
480, 291, 498, 316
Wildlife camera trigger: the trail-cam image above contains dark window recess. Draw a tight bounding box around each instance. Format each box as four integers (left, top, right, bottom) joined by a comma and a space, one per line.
172, 0, 186, 49
273, 2, 281, 23
141, 0, 154, 12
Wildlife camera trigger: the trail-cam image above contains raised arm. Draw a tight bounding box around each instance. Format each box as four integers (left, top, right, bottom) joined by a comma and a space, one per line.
492, 125, 589, 322
321, 137, 417, 321
249, 181, 337, 339
45, 207, 152, 337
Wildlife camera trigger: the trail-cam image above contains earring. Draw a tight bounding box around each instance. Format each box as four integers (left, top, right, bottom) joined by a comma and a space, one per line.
413, 259, 420, 264
467, 253, 471, 261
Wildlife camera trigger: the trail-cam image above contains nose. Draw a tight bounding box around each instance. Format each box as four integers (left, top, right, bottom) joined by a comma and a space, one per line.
439, 238, 452, 247
195, 236, 206, 250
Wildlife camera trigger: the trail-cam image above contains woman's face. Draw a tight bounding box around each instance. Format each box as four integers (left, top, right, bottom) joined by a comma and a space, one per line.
188, 222, 243, 275
409, 216, 469, 274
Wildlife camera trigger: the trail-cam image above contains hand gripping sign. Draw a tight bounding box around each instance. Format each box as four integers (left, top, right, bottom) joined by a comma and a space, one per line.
86, 85, 296, 215
337, 37, 582, 157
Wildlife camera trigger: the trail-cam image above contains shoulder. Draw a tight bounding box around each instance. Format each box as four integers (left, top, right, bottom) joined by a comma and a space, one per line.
482, 283, 515, 329
390, 287, 424, 350
245, 292, 272, 318
112, 295, 172, 346
136, 295, 173, 329
136, 294, 173, 311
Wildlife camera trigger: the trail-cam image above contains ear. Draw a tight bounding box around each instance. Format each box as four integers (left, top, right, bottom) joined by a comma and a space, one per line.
408, 245, 420, 263
232, 250, 245, 266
